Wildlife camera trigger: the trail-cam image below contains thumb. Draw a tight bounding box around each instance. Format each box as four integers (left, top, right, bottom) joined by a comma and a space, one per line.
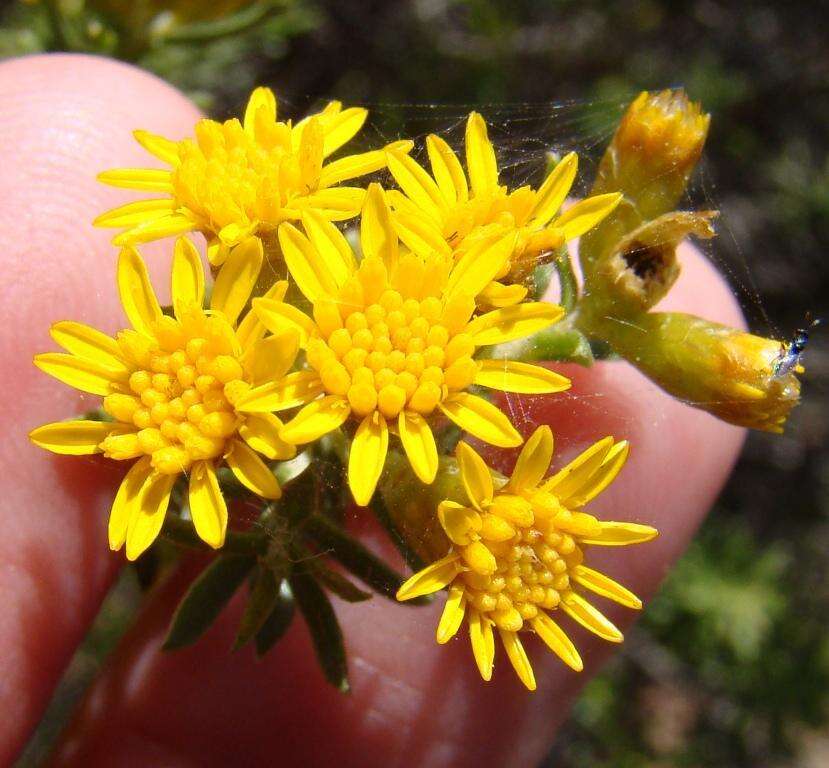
0, 52, 202, 763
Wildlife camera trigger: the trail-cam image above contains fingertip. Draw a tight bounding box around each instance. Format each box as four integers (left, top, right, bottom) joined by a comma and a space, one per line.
0, 53, 200, 763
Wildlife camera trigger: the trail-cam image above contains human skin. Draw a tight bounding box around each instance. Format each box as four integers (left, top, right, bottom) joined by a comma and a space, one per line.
0, 54, 745, 767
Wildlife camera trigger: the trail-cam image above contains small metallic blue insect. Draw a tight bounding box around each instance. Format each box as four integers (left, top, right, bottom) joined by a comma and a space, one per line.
772, 315, 820, 377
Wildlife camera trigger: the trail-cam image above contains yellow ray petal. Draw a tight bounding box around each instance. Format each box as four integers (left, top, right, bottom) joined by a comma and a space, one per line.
109, 456, 153, 551
29, 420, 124, 455
226, 439, 281, 500
243, 86, 276, 134
318, 148, 390, 188
466, 302, 564, 346
240, 330, 300, 385
396, 553, 461, 601
237, 281, 288, 352
34, 352, 124, 396
437, 585, 467, 644
278, 395, 351, 444
474, 359, 571, 394
555, 192, 622, 240
171, 237, 205, 319
210, 238, 263, 326
97, 168, 172, 191
386, 149, 446, 224
125, 469, 176, 561
440, 393, 522, 448
133, 129, 180, 165
465, 112, 499, 196
252, 296, 317, 347
348, 411, 389, 506
298, 117, 324, 189
93, 198, 175, 228
426, 133, 468, 205
438, 500, 482, 545
321, 106, 367, 156
289, 187, 365, 220
469, 610, 496, 681
189, 461, 227, 549
455, 440, 494, 509
361, 183, 399, 271
478, 280, 528, 309
392, 209, 452, 260
112, 214, 195, 246
572, 565, 642, 609
50, 321, 125, 371
499, 628, 536, 690
445, 231, 516, 303
561, 592, 623, 643
236, 370, 324, 413
540, 436, 614, 499
301, 210, 355, 287
117, 247, 162, 336
528, 152, 578, 226
398, 411, 438, 484
507, 425, 553, 492
531, 613, 583, 671
278, 222, 339, 303
566, 440, 630, 507
578, 521, 659, 546
239, 413, 296, 461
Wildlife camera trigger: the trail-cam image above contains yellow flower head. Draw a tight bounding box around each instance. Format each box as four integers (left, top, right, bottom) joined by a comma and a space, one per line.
236, 184, 570, 506
384, 112, 622, 307
30, 239, 298, 559
397, 427, 658, 690
94, 87, 412, 266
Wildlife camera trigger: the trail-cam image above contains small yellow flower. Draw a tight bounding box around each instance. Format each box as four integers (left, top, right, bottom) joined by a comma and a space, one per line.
236, 184, 570, 506
397, 427, 657, 690
384, 112, 622, 307
30, 239, 297, 559
94, 87, 412, 266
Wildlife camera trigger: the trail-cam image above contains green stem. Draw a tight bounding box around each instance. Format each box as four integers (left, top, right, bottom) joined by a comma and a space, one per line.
554, 249, 578, 313
159, 2, 286, 44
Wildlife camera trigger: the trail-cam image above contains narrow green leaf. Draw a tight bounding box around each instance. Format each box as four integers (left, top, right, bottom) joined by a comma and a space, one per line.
234, 565, 280, 650
163, 554, 254, 651
255, 580, 295, 657
304, 513, 419, 601
289, 572, 349, 692
312, 565, 372, 603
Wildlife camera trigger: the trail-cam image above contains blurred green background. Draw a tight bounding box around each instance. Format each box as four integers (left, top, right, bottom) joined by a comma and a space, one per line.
3, 1, 827, 766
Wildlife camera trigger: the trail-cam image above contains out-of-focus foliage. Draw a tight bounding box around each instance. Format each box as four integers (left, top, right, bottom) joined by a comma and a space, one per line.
0, 1, 319, 109
4, 1, 828, 766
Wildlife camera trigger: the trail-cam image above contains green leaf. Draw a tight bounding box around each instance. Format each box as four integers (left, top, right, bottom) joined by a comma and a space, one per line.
254, 580, 296, 658
289, 572, 349, 692
311, 565, 372, 603
303, 513, 418, 601
234, 565, 281, 651
163, 554, 254, 650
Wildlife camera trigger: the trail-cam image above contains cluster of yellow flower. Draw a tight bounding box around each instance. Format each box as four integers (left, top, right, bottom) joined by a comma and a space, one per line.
28, 86, 798, 689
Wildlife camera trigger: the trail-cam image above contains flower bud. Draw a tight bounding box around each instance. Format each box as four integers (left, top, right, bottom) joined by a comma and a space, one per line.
594, 89, 710, 218
590, 312, 801, 433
